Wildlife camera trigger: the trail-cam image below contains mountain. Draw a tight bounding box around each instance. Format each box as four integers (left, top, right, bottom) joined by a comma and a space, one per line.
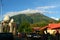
11, 13, 56, 24
11, 14, 33, 24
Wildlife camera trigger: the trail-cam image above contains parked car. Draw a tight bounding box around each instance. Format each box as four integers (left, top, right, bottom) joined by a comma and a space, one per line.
27, 32, 42, 40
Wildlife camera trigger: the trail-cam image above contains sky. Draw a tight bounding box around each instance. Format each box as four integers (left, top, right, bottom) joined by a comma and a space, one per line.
0, 0, 60, 21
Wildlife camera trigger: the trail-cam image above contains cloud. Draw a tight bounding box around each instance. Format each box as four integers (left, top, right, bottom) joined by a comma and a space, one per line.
51, 17, 59, 20
18, 9, 43, 13
36, 6, 57, 9
4, 12, 18, 17
4, 5, 58, 17
4, 9, 43, 16
35, 6, 58, 14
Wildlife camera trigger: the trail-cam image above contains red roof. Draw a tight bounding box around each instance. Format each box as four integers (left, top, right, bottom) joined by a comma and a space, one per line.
48, 23, 60, 29
40, 26, 48, 30
40, 23, 60, 30
33, 27, 40, 30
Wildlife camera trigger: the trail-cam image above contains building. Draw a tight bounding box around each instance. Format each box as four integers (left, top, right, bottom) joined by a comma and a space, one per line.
40, 23, 60, 34
0, 15, 17, 35
0, 23, 3, 32
32, 27, 40, 32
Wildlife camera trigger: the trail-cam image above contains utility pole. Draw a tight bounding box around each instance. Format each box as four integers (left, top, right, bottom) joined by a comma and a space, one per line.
0, 0, 3, 32
0, 0, 3, 21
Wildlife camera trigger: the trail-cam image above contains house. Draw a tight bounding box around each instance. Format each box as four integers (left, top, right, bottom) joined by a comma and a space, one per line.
40, 23, 60, 34
32, 27, 41, 32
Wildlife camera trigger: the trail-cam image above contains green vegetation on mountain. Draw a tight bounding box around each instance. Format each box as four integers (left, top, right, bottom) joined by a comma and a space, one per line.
11, 14, 33, 24
11, 13, 56, 33
11, 13, 56, 24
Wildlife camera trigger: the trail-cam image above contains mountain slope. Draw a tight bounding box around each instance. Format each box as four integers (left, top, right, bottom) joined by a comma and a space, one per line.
11, 13, 56, 24
11, 14, 33, 24
26, 13, 53, 23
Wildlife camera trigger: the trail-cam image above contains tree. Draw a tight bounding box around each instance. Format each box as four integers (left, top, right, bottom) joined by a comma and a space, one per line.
18, 21, 32, 33
40, 21, 48, 27
56, 19, 60, 23
37, 21, 48, 27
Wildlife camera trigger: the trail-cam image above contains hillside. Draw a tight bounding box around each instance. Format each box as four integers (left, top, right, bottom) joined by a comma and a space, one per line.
11, 14, 33, 24
11, 13, 56, 24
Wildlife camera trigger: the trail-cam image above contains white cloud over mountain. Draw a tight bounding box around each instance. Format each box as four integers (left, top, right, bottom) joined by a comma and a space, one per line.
4, 5, 58, 17
4, 9, 43, 16
51, 17, 59, 20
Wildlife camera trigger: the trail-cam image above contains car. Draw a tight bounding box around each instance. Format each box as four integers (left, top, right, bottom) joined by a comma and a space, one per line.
26, 33, 32, 38
32, 33, 41, 38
